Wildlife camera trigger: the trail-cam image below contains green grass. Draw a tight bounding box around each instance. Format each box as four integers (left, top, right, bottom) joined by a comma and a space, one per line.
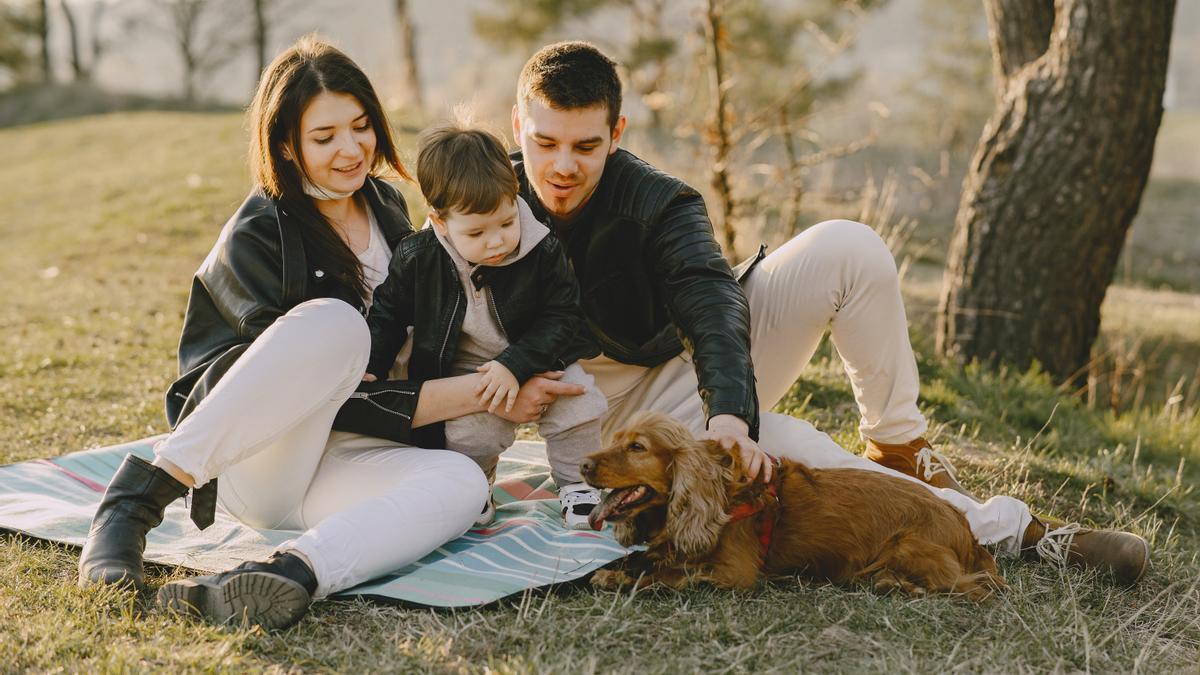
3, 112, 1199, 673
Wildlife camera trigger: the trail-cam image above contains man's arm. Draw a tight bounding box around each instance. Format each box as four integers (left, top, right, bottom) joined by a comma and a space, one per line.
649, 191, 771, 479
649, 190, 759, 437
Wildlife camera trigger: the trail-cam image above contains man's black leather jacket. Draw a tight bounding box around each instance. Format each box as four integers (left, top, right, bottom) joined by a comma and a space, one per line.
166, 177, 425, 439
514, 148, 765, 438
364, 221, 598, 388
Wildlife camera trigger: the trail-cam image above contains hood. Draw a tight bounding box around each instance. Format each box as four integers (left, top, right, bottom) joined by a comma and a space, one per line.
429, 196, 550, 275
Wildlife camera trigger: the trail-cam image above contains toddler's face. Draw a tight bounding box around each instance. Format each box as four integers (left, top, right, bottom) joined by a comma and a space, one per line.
434, 199, 521, 266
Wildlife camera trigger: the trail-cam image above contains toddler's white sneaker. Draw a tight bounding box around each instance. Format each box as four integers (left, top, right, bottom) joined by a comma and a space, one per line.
559, 482, 601, 530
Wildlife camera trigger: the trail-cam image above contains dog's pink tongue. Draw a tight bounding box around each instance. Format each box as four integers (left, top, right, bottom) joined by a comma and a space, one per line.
589, 489, 626, 529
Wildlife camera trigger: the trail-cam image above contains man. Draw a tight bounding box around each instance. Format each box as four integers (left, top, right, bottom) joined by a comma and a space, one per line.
508, 41, 1150, 584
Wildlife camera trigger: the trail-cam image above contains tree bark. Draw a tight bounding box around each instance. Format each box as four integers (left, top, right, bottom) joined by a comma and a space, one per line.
703, 0, 737, 262
937, 0, 1176, 383
395, 0, 423, 111
982, 0, 1053, 98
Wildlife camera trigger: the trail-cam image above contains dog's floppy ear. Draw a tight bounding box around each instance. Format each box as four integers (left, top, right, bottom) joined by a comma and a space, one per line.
667, 439, 730, 557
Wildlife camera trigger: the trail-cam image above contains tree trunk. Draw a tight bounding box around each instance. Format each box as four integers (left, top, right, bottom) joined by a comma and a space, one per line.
936, 0, 1176, 383
88, 0, 107, 71
395, 0, 423, 111
702, 0, 737, 262
59, 0, 89, 81
253, 0, 267, 80
38, 0, 51, 83
982, 0, 1054, 99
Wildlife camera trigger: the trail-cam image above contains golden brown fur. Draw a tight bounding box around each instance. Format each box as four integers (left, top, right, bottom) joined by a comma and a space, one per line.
580, 411, 1006, 601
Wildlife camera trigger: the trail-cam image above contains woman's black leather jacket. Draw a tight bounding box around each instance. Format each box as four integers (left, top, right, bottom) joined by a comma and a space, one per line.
166, 177, 420, 433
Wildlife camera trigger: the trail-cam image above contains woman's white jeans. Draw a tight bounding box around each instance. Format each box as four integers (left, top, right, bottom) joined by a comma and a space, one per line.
154, 299, 489, 598
595, 220, 1033, 556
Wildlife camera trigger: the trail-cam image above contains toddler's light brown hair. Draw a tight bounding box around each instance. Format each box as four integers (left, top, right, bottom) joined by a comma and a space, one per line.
417, 121, 518, 218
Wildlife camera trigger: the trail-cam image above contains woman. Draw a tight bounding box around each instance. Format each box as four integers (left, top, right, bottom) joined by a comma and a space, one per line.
77, 36, 574, 630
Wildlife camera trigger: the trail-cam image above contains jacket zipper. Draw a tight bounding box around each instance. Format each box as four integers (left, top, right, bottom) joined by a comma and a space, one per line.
488, 290, 509, 340
349, 392, 413, 420
437, 291, 462, 371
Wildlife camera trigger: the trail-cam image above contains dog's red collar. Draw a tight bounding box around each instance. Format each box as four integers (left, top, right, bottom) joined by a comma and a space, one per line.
726, 482, 779, 559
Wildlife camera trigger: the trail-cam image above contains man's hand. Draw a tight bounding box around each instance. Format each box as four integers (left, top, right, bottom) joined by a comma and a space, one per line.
701, 414, 772, 482
492, 370, 586, 423
475, 361, 520, 413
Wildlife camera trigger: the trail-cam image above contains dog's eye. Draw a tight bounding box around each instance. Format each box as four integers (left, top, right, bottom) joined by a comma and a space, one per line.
627, 442, 645, 452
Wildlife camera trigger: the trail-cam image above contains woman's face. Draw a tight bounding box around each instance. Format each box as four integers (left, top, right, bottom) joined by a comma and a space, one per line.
291, 91, 376, 196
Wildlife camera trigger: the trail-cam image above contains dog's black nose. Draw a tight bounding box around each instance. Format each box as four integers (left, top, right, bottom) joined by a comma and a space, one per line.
579, 458, 595, 478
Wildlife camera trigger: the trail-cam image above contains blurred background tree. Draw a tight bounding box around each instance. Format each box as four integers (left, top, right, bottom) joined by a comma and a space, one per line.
473, 0, 889, 260
897, 0, 992, 219
394, 0, 423, 111
937, 0, 1177, 385
0, 0, 1195, 413
158, 0, 249, 102
57, 0, 108, 82
473, 0, 676, 130
0, 0, 46, 85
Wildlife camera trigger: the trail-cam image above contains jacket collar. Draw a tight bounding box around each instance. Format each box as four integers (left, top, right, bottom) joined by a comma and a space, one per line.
360, 175, 410, 251
273, 175, 410, 309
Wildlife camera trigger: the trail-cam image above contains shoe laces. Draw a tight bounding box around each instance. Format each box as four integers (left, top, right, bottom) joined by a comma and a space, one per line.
914, 446, 959, 482
1035, 521, 1083, 564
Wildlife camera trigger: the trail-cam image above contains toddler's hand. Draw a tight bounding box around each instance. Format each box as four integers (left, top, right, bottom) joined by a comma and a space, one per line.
475, 361, 519, 413
362, 373, 378, 383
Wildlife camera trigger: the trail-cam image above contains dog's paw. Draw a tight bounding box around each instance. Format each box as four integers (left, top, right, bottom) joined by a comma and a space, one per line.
591, 569, 633, 591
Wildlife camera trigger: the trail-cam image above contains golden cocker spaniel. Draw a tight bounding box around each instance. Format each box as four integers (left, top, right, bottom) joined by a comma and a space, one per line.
580, 411, 1005, 601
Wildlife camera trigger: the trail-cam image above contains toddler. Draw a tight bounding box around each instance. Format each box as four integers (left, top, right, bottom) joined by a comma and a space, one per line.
364, 122, 607, 529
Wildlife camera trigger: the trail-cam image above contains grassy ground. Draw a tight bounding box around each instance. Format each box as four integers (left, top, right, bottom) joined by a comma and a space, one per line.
2, 112, 1198, 672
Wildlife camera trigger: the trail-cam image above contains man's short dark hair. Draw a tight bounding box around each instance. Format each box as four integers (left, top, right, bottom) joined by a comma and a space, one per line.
518, 41, 623, 129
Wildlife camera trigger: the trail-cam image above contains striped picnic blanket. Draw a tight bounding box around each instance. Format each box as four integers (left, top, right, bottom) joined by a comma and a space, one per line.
0, 437, 630, 607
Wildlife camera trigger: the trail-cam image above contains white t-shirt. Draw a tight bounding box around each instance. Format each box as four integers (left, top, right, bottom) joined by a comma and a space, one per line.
357, 207, 391, 308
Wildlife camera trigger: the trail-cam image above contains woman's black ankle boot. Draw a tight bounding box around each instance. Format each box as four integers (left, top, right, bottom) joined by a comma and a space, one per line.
157, 552, 318, 630
78, 453, 189, 590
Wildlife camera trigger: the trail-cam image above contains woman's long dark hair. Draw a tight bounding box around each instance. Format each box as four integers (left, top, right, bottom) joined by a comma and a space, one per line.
247, 34, 411, 301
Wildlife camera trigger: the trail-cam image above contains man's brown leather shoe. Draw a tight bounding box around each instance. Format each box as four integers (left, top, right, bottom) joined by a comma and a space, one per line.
864, 437, 980, 502
1021, 516, 1150, 586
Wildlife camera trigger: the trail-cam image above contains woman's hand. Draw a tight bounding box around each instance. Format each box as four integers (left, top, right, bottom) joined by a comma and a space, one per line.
492, 370, 586, 423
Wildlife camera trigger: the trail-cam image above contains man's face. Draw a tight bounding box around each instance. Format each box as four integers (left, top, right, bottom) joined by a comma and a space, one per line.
512, 99, 626, 221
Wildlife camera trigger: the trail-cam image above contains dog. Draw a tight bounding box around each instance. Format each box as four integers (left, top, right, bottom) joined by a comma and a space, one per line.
579, 411, 1006, 601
